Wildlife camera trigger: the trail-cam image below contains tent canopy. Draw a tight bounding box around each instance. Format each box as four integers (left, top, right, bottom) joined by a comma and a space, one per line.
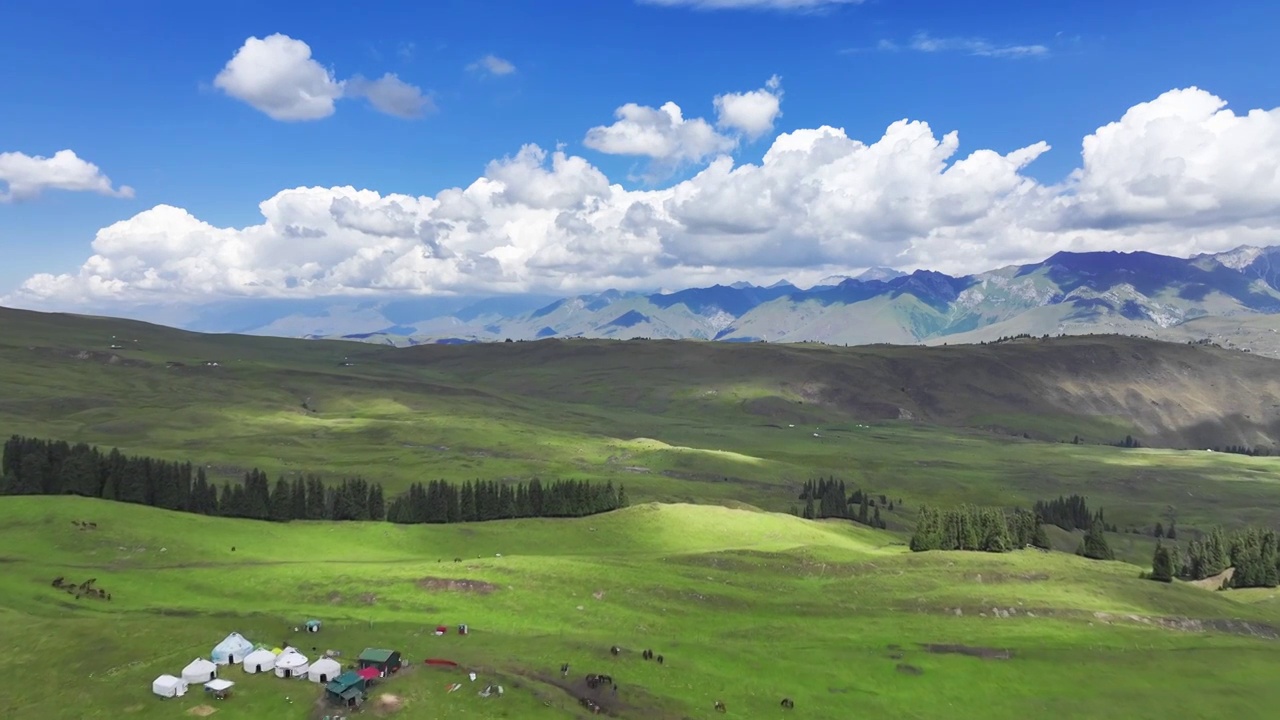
204, 679, 234, 691
356, 667, 380, 680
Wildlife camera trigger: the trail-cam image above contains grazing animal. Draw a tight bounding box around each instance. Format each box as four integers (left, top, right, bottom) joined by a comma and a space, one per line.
715, 700, 727, 712
642, 649, 653, 660
454, 557, 461, 563
560, 663, 570, 677
610, 645, 620, 656
781, 698, 795, 709
656, 654, 664, 665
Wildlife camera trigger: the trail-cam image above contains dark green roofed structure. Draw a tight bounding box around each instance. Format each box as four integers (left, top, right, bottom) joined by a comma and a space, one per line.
357, 648, 403, 676
324, 670, 367, 707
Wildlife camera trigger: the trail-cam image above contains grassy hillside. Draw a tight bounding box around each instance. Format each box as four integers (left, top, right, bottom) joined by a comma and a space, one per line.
5, 306, 1280, 537
2, 497, 1279, 720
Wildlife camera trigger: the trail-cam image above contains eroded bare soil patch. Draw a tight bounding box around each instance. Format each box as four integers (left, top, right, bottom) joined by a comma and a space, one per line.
920, 643, 1013, 660
418, 577, 499, 594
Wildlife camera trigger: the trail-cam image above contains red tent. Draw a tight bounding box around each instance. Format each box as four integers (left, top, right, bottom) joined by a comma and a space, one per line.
435, 625, 448, 634
356, 667, 381, 680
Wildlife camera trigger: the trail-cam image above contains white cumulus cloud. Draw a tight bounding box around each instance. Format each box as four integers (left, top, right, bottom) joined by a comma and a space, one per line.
714, 75, 783, 139
9, 86, 1280, 310
583, 76, 784, 164
0, 149, 134, 203
213, 33, 430, 121
583, 101, 736, 163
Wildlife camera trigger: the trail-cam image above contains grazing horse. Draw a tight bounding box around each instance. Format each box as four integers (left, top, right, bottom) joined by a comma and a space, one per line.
714, 700, 727, 712
655, 654, 664, 665
781, 698, 795, 709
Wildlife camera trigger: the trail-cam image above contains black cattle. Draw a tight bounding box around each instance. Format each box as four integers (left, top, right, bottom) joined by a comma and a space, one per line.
781, 698, 794, 709
560, 663, 570, 677
714, 700, 727, 712
656, 654, 664, 665
610, 645, 621, 656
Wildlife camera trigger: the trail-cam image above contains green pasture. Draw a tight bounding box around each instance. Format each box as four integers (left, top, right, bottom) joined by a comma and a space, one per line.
0, 497, 1278, 720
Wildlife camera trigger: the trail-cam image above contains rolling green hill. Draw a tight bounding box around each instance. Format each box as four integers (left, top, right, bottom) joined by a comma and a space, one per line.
5, 307, 1280, 718
2, 497, 1279, 720
4, 305, 1280, 537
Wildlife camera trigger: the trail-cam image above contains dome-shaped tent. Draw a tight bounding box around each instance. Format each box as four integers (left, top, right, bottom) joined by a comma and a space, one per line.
274, 648, 310, 679
211, 632, 254, 665
181, 658, 217, 683
242, 648, 277, 674
307, 657, 342, 684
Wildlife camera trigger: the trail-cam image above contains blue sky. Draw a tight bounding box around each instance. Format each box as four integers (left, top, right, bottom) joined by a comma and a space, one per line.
2, 0, 1279, 309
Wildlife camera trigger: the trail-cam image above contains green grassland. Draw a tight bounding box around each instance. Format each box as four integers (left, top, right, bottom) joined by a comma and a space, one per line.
2, 497, 1279, 720
4, 307, 1280, 539
4, 308, 1280, 718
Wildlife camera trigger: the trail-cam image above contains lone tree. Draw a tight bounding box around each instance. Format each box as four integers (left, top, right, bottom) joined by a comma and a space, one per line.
1076, 523, 1114, 561
1151, 541, 1174, 582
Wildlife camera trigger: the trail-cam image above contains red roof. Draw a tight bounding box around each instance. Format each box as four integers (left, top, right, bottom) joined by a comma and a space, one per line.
356, 667, 380, 680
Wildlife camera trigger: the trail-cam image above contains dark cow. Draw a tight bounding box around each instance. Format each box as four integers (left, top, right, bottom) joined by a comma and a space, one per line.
642, 649, 653, 660
656, 654, 664, 665
714, 700, 727, 712
781, 698, 795, 709
610, 645, 621, 656
560, 663, 570, 677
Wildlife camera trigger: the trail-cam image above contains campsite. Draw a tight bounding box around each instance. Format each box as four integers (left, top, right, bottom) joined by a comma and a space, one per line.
4, 495, 1280, 719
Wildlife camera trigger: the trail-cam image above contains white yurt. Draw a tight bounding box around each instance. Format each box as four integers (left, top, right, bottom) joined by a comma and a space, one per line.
181, 657, 218, 683
274, 648, 310, 679
307, 657, 342, 684
151, 674, 188, 698
211, 632, 255, 665
242, 648, 278, 674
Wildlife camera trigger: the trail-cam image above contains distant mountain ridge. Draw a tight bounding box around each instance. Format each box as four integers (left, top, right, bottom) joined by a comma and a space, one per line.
298, 245, 1280, 348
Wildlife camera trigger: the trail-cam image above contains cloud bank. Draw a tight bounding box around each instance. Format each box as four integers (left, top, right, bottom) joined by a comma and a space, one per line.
9, 85, 1280, 310
214, 33, 430, 121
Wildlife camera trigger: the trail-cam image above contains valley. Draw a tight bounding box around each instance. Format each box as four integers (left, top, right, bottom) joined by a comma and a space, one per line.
2, 307, 1280, 719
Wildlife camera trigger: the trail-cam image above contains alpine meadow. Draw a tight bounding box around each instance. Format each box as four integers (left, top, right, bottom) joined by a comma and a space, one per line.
3, 305, 1280, 719
5, 1, 1280, 718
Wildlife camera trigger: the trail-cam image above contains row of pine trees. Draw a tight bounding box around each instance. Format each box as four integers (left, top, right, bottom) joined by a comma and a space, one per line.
386, 478, 627, 524
0, 435, 625, 525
